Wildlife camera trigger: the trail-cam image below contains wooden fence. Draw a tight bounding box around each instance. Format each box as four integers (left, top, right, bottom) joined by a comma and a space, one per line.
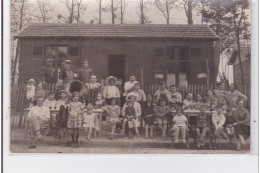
11, 82, 250, 128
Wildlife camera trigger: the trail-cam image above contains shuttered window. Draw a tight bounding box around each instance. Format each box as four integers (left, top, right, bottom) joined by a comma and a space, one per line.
33, 47, 43, 56
69, 47, 79, 56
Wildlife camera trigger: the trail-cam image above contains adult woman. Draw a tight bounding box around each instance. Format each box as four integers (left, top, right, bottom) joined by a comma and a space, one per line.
204, 90, 217, 110
232, 100, 250, 150
34, 82, 46, 99
214, 81, 228, 110
121, 93, 142, 137
123, 76, 138, 97
226, 83, 247, 110
85, 75, 101, 105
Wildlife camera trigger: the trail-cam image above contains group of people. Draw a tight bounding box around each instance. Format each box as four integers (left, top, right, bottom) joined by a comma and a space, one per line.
25, 59, 250, 150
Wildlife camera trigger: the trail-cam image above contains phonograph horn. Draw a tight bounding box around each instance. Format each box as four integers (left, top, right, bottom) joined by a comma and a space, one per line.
69, 80, 86, 97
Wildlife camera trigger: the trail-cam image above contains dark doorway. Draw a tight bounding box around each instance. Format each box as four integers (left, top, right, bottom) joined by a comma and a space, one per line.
108, 55, 125, 82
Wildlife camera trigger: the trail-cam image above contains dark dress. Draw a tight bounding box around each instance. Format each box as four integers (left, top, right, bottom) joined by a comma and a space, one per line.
57, 105, 69, 129
142, 101, 155, 125
232, 108, 250, 139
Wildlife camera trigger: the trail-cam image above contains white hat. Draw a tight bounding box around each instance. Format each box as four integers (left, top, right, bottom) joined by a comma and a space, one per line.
27, 79, 36, 85
126, 93, 138, 100
105, 76, 118, 85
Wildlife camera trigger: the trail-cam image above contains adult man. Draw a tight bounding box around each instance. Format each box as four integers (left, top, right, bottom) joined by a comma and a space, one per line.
43, 59, 55, 84
59, 60, 74, 93
26, 97, 50, 149
78, 60, 93, 84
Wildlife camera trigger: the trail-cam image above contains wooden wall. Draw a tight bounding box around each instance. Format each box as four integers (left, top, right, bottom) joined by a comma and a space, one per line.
18, 38, 215, 86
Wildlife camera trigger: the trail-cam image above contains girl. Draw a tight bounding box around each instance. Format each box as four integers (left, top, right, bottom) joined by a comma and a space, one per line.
82, 104, 97, 140
212, 106, 226, 150
85, 75, 101, 105
103, 98, 121, 140
142, 95, 155, 139
67, 92, 84, 148
155, 99, 170, 138
172, 107, 188, 143
94, 93, 106, 109
26, 79, 36, 101
103, 76, 120, 105
154, 82, 171, 104
57, 97, 69, 147
125, 101, 139, 138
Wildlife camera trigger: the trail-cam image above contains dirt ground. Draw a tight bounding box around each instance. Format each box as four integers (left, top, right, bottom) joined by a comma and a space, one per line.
10, 143, 249, 154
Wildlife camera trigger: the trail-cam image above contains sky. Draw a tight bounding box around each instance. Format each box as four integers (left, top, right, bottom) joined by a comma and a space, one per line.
24, 0, 252, 83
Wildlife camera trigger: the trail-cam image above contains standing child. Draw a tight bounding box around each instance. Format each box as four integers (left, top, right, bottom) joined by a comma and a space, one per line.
103, 76, 120, 105
57, 99, 69, 147
125, 101, 139, 138
26, 79, 36, 101
212, 106, 226, 150
67, 92, 84, 148
82, 104, 97, 140
155, 99, 170, 138
43, 92, 57, 135
172, 107, 188, 143
195, 106, 210, 148
142, 95, 155, 139
103, 98, 121, 140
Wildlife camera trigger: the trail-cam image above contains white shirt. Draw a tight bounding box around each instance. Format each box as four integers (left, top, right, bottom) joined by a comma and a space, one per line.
103, 85, 120, 99
212, 113, 226, 129
43, 99, 57, 109
123, 81, 137, 96
173, 115, 187, 127
26, 105, 50, 120
122, 101, 141, 117
130, 90, 147, 102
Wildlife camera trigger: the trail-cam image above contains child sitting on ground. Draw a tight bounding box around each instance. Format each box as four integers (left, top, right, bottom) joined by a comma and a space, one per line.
195, 106, 210, 148
155, 99, 170, 138
172, 107, 188, 143
212, 106, 226, 150
82, 104, 97, 140
103, 98, 121, 140
125, 100, 139, 138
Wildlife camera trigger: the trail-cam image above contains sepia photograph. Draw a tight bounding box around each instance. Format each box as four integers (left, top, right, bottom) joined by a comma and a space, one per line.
9, 0, 252, 154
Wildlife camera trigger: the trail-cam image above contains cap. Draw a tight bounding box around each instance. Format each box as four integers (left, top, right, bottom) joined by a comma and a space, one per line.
58, 90, 67, 95
46, 59, 53, 63
64, 60, 72, 64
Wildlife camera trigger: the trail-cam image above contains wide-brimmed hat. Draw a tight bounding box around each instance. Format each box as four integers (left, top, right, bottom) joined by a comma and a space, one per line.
105, 76, 118, 85
27, 79, 36, 85
126, 93, 138, 100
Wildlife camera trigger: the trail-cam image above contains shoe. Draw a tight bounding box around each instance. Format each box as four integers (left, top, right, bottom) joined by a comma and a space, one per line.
74, 142, 79, 148
196, 143, 200, 149
150, 136, 154, 139
28, 144, 36, 149
236, 144, 242, 151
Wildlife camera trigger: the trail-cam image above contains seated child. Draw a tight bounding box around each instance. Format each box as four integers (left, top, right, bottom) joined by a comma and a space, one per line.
125, 101, 139, 138
26, 79, 36, 101
82, 104, 97, 140
195, 106, 210, 148
194, 93, 205, 110
155, 99, 170, 138
43, 92, 57, 135
142, 95, 155, 139
28, 96, 37, 108
225, 109, 235, 136
67, 92, 84, 148
103, 98, 121, 140
212, 106, 226, 150
183, 92, 195, 110
94, 93, 106, 109
172, 107, 188, 143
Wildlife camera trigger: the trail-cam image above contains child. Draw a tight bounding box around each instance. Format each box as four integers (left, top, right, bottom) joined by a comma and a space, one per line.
44, 92, 57, 135
194, 93, 205, 110
154, 82, 171, 104
195, 106, 210, 148
155, 99, 170, 138
26, 79, 36, 101
67, 92, 84, 148
103, 76, 120, 105
57, 98, 69, 147
212, 106, 226, 150
225, 109, 235, 136
172, 107, 188, 143
103, 98, 121, 140
125, 101, 139, 138
56, 90, 68, 110
142, 95, 155, 139
82, 104, 97, 140
183, 92, 195, 110
94, 93, 106, 109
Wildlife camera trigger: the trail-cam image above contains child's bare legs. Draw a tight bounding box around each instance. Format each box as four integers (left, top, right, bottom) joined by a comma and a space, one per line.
131, 119, 139, 138
162, 120, 168, 137
174, 127, 180, 143
200, 127, 207, 144
150, 125, 154, 138
59, 128, 68, 146
87, 127, 92, 139
120, 118, 128, 136
157, 120, 163, 136
145, 125, 149, 138
180, 126, 186, 143
110, 121, 116, 139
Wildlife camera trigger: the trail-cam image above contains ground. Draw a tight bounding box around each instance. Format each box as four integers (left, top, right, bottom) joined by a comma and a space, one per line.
10, 143, 248, 154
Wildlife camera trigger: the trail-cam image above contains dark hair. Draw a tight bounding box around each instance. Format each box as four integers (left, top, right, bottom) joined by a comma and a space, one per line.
110, 97, 117, 102
229, 83, 237, 90
48, 92, 55, 96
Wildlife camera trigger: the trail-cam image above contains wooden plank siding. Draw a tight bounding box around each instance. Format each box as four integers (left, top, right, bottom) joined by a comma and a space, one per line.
18, 38, 215, 86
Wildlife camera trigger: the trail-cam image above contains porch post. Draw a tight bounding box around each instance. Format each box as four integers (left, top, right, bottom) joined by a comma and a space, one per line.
206, 59, 210, 89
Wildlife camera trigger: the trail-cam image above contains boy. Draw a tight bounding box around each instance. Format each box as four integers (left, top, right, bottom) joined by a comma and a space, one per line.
44, 92, 57, 135
155, 99, 170, 137
194, 93, 205, 110
78, 60, 93, 84
125, 101, 139, 138
195, 106, 210, 148
212, 106, 226, 150
172, 107, 188, 143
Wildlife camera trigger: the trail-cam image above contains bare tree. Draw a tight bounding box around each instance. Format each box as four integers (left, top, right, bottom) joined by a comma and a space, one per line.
96, 0, 103, 24
35, 0, 54, 23
137, 0, 150, 24
111, 0, 115, 24
177, 0, 200, 24
120, 0, 127, 24
153, 0, 176, 24
59, 0, 87, 23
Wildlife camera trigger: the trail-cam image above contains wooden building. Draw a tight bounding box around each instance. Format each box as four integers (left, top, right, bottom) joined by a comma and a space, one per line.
15, 24, 219, 87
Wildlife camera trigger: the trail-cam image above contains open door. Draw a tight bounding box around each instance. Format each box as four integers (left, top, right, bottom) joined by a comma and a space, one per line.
108, 55, 125, 82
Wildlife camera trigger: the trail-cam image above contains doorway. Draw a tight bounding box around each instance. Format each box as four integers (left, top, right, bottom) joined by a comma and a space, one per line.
108, 55, 125, 82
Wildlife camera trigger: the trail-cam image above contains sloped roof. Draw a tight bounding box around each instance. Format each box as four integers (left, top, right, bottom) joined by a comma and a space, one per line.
15, 23, 218, 40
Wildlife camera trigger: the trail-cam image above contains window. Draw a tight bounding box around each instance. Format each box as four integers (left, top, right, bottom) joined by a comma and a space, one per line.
58, 46, 68, 58
69, 47, 79, 56
191, 48, 201, 57
154, 47, 164, 57
33, 47, 43, 56
45, 46, 56, 58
